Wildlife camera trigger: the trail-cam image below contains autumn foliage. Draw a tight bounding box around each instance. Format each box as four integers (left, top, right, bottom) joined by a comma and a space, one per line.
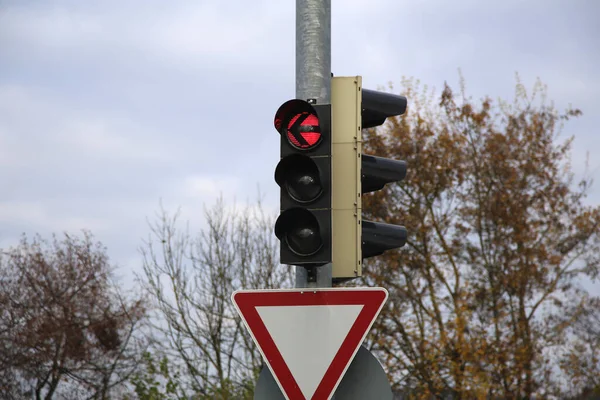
1, 77, 598, 400
361, 77, 600, 399
0, 233, 146, 399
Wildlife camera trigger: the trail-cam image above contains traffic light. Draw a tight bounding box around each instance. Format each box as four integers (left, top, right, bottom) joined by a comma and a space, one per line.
330, 76, 407, 279
274, 100, 332, 266
273, 76, 407, 278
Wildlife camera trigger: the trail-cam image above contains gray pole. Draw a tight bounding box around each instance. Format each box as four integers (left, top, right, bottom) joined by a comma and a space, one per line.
295, 0, 332, 288
296, 0, 331, 103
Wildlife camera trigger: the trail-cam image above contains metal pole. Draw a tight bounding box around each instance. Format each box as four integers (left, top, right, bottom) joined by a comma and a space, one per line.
295, 0, 332, 288
296, 0, 331, 104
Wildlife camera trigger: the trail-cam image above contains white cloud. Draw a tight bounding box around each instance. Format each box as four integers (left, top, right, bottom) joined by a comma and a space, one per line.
0, 202, 46, 224
58, 116, 173, 161
0, 0, 598, 299
0, 5, 104, 49
0, 200, 112, 233
0, 1, 293, 70
180, 175, 240, 199
0, 84, 174, 167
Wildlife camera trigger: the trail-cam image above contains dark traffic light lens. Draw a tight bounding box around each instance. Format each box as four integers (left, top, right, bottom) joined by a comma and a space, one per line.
274, 208, 324, 257
286, 171, 322, 203
286, 225, 322, 256
275, 154, 323, 204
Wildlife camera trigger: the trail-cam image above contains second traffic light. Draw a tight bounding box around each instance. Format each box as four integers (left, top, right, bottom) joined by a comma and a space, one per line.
330, 76, 408, 279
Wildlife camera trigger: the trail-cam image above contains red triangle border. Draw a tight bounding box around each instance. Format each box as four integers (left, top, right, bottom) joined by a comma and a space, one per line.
232, 288, 388, 400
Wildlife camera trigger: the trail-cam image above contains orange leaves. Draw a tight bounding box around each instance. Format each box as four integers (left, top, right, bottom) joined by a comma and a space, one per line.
362, 76, 599, 398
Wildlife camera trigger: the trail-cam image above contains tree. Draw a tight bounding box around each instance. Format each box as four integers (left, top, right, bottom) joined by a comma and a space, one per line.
139, 197, 292, 399
559, 296, 600, 398
125, 351, 188, 400
0, 232, 147, 400
360, 76, 600, 399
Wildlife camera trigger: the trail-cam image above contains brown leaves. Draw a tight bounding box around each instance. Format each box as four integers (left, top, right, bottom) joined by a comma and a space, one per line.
361, 76, 599, 398
0, 232, 146, 398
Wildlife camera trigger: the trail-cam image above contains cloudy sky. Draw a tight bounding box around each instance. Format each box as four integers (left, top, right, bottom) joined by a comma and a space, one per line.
1, 0, 598, 287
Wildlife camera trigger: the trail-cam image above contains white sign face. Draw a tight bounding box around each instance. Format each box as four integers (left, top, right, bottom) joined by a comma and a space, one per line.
232, 287, 388, 400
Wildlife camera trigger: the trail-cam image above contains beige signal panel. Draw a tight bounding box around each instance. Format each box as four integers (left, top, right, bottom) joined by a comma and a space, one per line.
330, 76, 362, 279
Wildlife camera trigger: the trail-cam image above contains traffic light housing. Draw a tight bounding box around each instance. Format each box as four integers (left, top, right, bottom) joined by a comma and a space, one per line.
274, 100, 332, 266
273, 77, 407, 278
330, 76, 408, 279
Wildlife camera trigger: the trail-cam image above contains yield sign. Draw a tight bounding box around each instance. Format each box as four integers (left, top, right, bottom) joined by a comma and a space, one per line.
231, 287, 388, 400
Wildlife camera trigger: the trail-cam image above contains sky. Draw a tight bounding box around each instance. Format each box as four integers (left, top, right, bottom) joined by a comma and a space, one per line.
0, 0, 599, 287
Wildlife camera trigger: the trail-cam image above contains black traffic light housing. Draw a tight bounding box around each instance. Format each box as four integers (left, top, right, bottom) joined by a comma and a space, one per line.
361, 89, 407, 129
361, 155, 407, 193
360, 88, 408, 263
273, 78, 408, 277
274, 100, 332, 266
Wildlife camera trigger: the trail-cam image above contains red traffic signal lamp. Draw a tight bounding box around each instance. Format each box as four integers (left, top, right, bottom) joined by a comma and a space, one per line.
274, 100, 332, 266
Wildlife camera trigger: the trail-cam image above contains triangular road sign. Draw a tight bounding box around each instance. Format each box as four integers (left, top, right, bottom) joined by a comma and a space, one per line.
232, 287, 388, 400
